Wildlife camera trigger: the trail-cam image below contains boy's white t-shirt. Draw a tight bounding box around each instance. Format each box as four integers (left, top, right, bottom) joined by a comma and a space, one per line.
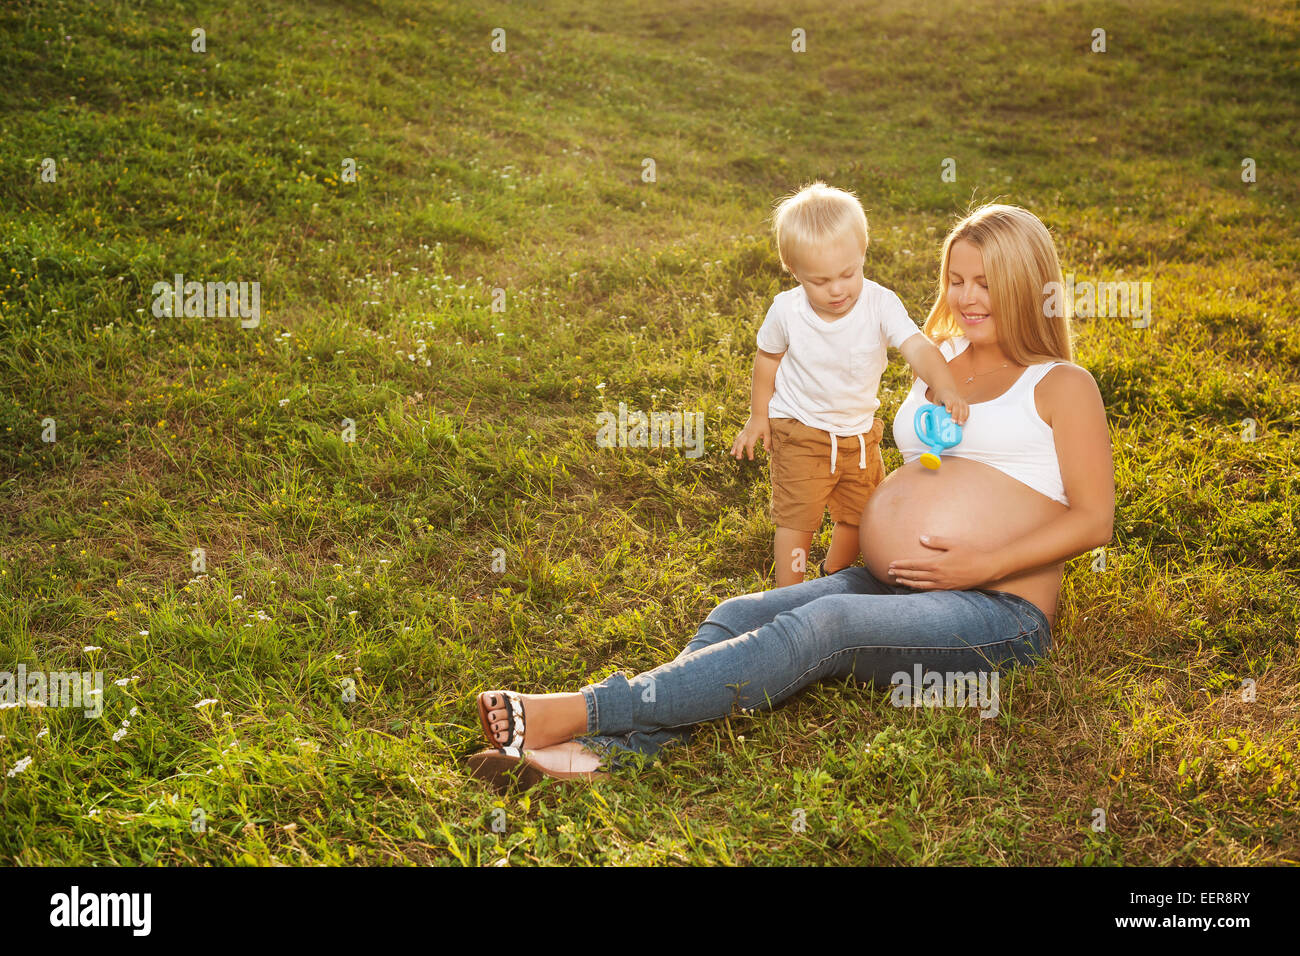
756, 278, 923, 435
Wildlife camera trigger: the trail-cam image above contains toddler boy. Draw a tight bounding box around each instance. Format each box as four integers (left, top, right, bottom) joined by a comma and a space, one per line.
730, 182, 968, 586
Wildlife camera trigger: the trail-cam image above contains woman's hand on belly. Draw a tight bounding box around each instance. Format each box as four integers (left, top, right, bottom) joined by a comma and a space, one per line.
859, 456, 1064, 591
886, 533, 1002, 591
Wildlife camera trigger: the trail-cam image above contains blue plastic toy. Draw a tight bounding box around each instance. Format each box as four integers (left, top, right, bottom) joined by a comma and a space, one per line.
913, 403, 963, 469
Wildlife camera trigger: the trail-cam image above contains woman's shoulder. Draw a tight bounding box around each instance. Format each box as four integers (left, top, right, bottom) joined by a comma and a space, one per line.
1035, 362, 1105, 425
1038, 360, 1094, 387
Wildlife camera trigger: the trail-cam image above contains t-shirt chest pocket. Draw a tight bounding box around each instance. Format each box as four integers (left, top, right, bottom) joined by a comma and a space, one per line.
849, 343, 881, 378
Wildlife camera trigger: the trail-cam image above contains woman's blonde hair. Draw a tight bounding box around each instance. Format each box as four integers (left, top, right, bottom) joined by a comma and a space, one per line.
770, 181, 868, 276
924, 204, 1074, 365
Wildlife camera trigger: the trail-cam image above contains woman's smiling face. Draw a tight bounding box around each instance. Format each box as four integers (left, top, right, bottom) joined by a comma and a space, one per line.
947, 239, 996, 340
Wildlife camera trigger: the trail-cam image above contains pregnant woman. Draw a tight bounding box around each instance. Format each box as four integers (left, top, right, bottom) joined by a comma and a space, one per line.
468, 203, 1115, 789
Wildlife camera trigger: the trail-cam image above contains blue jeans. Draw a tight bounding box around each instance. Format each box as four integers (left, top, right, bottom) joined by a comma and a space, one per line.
573, 565, 1052, 770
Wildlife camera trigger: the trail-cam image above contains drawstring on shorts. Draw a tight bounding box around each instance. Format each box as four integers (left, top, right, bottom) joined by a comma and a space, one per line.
828, 432, 868, 476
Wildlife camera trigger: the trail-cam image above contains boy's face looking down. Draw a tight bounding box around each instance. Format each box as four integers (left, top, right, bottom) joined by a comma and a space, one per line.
788, 234, 866, 322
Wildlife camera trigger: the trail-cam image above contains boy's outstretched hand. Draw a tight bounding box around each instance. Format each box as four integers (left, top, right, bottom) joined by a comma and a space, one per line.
930, 387, 970, 426
731, 415, 771, 460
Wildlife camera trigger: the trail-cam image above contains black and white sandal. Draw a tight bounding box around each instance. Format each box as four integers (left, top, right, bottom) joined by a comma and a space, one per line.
470, 691, 607, 792
476, 690, 525, 756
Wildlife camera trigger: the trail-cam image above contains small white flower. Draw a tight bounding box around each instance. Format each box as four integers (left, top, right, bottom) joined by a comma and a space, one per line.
112, 728, 127, 742
7, 756, 33, 777
194, 699, 219, 709
279, 398, 290, 407
83, 645, 102, 652
36, 728, 48, 739
129, 706, 139, 717
138, 630, 149, 636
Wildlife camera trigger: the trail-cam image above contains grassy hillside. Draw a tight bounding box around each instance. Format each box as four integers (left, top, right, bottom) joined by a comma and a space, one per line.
0, 0, 1297, 864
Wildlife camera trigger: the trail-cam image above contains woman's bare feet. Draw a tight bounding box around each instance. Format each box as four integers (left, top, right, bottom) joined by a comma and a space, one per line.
480, 690, 588, 750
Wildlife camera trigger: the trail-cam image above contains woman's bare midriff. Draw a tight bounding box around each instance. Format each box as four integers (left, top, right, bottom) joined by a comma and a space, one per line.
859, 455, 1067, 630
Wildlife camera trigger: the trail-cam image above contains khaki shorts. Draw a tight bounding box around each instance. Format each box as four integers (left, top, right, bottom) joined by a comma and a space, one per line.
768, 416, 887, 533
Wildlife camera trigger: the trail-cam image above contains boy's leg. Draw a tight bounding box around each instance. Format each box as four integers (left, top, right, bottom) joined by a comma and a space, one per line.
774, 526, 816, 587
826, 418, 886, 574
824, 521, 861, 574
769, 418, 834, 587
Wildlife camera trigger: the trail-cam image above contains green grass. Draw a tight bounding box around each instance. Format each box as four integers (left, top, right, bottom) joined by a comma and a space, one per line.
1, 0, 1298, 865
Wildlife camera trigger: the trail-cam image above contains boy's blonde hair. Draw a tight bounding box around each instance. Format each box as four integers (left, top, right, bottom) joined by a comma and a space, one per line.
770, 181, 868, 276
924, 203, 1074, 366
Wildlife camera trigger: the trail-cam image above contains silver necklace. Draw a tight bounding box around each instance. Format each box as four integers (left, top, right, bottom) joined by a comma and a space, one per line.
962, 360, 1010, 384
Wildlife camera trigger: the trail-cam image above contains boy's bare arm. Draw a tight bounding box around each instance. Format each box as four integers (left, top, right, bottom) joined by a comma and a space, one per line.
731, 348, 785, 459
750, 348, 784, 417
898, 335, 969, 425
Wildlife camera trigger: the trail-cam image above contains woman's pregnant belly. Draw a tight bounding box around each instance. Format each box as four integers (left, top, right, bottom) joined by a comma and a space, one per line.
859, 455, 1069, 627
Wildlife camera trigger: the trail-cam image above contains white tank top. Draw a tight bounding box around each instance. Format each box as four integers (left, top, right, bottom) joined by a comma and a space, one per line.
892, 335, 1070, 506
